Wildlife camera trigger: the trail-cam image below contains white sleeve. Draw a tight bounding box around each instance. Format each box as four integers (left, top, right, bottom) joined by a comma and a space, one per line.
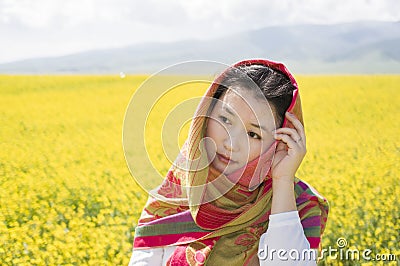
128, 246, 176, 266
258, 211, 317, 265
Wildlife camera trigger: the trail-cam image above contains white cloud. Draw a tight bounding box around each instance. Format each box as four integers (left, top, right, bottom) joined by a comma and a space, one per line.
0, 0, 399, 63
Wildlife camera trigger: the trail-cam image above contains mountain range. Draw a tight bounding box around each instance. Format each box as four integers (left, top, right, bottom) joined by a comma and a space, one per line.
1, 20, 399, 74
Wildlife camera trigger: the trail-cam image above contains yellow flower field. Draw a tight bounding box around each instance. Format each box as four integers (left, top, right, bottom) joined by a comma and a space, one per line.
0, 74, 399, 265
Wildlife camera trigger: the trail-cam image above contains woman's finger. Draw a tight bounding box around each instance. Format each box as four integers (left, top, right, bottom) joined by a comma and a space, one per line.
273, 127, 302, 145
284, 112, 306, 142
275, 139, 287, 152
273, 133, 300, 150
274, 134, 306, 159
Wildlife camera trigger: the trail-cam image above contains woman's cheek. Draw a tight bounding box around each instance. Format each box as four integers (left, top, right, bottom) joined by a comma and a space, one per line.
207, 118, 226, 139
248, 141, 264, 161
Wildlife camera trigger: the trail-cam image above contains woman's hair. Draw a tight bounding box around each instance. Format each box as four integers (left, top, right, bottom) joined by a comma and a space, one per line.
212, 64, 296, 127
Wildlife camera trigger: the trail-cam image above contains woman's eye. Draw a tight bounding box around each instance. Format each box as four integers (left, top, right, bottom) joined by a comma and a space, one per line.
248, 131, 261, 139
219, 115, 231, 124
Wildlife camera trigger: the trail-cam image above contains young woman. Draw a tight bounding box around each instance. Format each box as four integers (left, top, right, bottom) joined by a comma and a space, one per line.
128, 59, 329, 265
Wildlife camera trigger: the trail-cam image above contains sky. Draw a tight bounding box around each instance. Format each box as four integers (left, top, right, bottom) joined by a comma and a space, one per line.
1, 0, 399, 63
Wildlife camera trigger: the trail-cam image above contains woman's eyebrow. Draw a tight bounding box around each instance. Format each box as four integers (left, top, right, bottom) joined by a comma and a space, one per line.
222, 105, 235, 116
250, 123, 267, 132
223, 104, 266, 131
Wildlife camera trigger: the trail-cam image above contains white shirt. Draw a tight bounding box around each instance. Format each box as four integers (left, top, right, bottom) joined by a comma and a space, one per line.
129, 210, 317, 265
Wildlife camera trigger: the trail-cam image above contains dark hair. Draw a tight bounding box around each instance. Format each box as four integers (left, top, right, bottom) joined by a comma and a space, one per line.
212, 64, 295, 127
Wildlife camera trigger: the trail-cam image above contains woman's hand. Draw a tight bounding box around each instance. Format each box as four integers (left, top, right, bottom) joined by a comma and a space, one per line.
271, 112, 307, 182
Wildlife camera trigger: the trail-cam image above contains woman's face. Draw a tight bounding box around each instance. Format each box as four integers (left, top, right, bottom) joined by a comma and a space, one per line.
205, 87, 277, 175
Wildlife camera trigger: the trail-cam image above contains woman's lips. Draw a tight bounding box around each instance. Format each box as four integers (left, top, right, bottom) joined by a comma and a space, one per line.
216, 153, 236, 164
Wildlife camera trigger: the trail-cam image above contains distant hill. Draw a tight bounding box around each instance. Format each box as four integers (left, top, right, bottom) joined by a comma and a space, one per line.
0, 21, 399, 74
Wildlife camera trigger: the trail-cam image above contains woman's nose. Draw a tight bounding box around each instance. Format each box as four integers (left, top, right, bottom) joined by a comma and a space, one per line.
223, 132, 241, 152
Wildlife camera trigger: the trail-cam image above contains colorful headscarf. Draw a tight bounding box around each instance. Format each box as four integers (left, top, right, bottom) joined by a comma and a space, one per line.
133, 59, 329, 265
